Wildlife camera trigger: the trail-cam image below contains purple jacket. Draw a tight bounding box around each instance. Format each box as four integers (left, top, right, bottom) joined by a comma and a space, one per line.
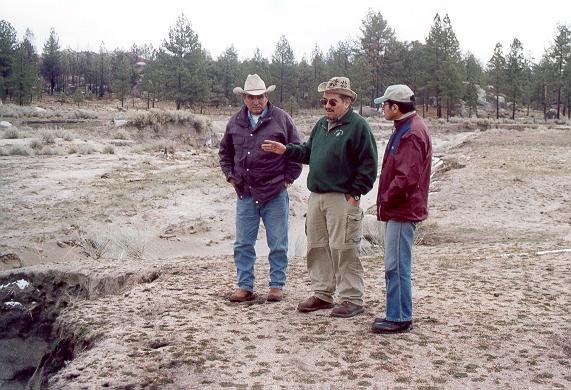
219, 102, 302, 204
377, 113, 432, 222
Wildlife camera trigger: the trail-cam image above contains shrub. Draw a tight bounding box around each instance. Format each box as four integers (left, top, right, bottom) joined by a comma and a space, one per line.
102, 145, 115, 154
8, 145, 31, 156
67, 144, 77, 154
62, 132, 75, 141
77, 231, 112, 260
3, 128, 19, 139
39, 131, 55, 144
78, 144, 96, 154
29, 139, 43, 150
115, 129, 130, 140
73, 109, 98, 119
116, 228, 148, 259
53, 128, 74, 141
37, 146, 60, 156
127, 109, 197, 130
192, 118, 205, 134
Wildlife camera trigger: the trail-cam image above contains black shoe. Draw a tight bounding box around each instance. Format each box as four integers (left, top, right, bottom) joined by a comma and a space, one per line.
371, 319, 412, 334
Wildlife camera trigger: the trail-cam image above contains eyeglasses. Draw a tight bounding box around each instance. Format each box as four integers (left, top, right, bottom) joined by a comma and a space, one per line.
320, 98, 339, 107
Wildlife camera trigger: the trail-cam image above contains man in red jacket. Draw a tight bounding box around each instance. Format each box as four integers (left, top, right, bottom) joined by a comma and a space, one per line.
372, 84, 432, 334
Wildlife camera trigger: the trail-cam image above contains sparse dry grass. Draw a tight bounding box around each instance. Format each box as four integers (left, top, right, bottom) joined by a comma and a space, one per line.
2, 128, 20, 139
102, 145, 115, 154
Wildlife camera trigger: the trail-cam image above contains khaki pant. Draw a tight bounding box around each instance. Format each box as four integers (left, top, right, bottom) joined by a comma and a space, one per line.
306, 192, 364, 306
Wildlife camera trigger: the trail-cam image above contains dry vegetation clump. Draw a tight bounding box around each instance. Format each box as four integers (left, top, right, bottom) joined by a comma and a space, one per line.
2, 128, 20, 139
39, 130, 56, 144
77, 143, 97, 155
123, 109, 216, 148
72, 226, 149, 260
0, 103, 58, 118
35, 146, 61, 156
127, 109, 203, 132
114, 129, 130, 140
5, 145, 31, 156
72, 109, 98, 120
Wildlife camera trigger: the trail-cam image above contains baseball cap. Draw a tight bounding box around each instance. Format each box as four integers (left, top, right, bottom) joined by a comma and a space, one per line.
374, 84, 414, 105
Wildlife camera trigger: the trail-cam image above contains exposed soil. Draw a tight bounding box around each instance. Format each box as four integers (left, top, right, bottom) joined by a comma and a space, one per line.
0, 105, 570, 388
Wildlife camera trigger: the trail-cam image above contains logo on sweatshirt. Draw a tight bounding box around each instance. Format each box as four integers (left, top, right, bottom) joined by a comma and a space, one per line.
334, 129, 344, 137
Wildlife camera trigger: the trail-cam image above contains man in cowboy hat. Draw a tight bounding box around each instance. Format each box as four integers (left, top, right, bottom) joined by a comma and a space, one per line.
371, 84, 432, 334
219, 74, 302, 303
262, 76, 378, 318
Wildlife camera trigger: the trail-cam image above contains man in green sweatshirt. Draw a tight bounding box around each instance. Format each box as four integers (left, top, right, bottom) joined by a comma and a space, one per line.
262, 76, 378, 318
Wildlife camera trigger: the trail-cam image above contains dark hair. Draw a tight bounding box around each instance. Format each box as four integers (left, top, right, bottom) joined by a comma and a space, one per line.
386, 96, 416, 113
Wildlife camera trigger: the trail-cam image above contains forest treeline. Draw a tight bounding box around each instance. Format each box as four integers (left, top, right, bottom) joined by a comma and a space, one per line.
0, 11, 570, 119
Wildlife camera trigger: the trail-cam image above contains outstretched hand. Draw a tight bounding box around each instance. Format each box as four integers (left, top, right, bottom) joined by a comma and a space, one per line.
261, 140, 286, 155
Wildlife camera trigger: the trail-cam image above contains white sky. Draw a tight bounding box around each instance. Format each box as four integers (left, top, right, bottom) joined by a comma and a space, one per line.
2, 0, 569, 65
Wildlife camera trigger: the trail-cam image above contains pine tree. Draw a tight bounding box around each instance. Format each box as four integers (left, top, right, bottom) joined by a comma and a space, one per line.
41, 28, 61, 95
13, 29, 39, 105
487, 43, 506, 119
216, 45, 239, 102
295, 57, 312, 108
159, 14, 209, 109
425, 14, 445, 117
440, 15, 463, 120
325, 40, 353, 78
359, 9, 395, 105
0, 20, 17, 102
505, 38, 525, 119
271, 35, 295, 104
549, 24, 571, 119
463, 53, 484, 117
113, 54, 132, 107
310, 44, 326, 106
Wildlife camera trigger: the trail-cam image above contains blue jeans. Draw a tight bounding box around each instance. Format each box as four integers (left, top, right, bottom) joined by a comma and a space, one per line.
234, 190, 289, 291
384, 220, 416, 322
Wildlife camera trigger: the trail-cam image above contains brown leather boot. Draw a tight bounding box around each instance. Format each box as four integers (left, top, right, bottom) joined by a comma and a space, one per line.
267, 288, 284, 302
297, 296, 334, 312
228, 289, 254, 302
330, 301, 364, 318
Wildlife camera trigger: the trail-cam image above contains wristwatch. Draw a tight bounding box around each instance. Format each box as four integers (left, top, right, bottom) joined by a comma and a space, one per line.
351, 195, 360, 201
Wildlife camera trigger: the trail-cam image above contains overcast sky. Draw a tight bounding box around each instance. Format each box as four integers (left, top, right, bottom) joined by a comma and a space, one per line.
2, 0, 569, 65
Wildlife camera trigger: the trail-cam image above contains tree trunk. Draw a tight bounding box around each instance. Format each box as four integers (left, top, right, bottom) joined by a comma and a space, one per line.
556, 85, 561, 119
543, 84, 547, 121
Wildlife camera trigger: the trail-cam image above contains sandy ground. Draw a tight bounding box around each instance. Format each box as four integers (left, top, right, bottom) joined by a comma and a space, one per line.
0, 108, 570, 388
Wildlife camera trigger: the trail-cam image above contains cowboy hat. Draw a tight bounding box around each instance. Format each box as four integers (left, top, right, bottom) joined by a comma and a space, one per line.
233, 74, 276, 96
317, 76, 357, 101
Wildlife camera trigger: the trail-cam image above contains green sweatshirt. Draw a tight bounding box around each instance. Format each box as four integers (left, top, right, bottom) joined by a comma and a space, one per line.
285, 107, 378, 197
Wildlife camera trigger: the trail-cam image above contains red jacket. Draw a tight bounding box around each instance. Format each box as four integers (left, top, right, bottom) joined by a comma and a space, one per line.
377, 113, 432, 222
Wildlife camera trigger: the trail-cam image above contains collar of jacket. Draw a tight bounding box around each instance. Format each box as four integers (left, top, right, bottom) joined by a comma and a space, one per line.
236, 101, 274, 128
322, 106, 354, 131
393, 111, 416, 129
